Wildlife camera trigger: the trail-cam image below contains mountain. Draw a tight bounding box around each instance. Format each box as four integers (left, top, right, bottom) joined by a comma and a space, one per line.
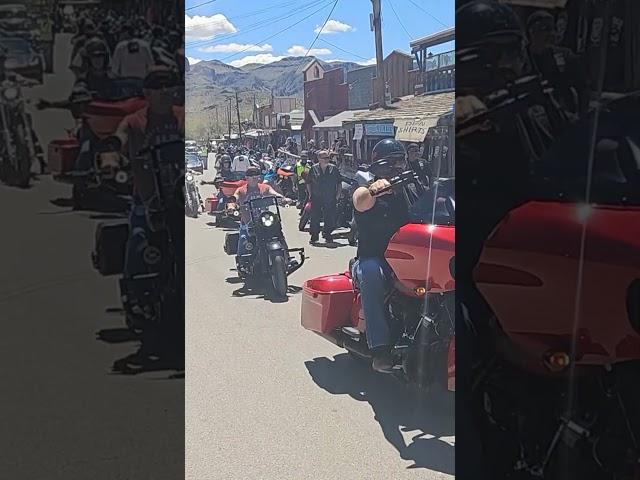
186, 56, 371, 139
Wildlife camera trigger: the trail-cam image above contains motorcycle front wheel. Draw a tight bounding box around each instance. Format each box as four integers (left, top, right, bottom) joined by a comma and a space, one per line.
270, 254, 288, 299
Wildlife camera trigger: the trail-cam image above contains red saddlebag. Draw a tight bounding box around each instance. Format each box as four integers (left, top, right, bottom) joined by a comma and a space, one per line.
48, 138, 79, 174
301, 273, 354, 334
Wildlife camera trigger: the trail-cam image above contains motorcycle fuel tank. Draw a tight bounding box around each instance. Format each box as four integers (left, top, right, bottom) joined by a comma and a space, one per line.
385, 223, 455, 295
475, 201, 640, 365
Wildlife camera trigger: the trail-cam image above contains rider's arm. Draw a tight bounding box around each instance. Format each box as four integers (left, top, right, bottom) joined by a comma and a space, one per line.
353, 187, 376, 212
266, 185, 285, 199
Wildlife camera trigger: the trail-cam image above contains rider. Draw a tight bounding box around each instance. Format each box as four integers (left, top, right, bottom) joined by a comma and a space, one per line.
351, 139, 410, 373
227, 166, 292, 263
294, 150, 311, 209
111, 24, 155, 79
104, 67, 183, 324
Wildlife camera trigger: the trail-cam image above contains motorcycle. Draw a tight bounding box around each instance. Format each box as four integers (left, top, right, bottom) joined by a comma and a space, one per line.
48, 78, 146, 209
118, 138, 185, 334
301, 170, 456, 394
210, 171, 246, 227
184, 168, 203, 218
276, 164, 296, 199
0, 76, 41, 188
223, 195, 305, 299
458, 75, 640, 478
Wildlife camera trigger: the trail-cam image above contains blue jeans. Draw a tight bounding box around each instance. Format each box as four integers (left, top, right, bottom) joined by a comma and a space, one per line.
237, 223, 250, 256
351, 257, 394, 349
124, 202, 151, 279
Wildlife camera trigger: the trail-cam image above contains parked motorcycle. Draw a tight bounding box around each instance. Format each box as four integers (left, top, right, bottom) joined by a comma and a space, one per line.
301, 171, 455, 394
458, 79, 640, 478
184, 168, 203, 218
0, 75, 41, 188
223, 195, 305, 299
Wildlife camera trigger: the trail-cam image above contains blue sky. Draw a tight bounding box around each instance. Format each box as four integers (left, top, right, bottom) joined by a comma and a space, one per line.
185, 0, 454, 68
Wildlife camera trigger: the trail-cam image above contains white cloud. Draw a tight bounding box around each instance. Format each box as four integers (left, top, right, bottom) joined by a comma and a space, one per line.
199, 43, 273, 53
185, 14, 237, 41
286, 45, 331, 56
314, 19, 354, 34
230, 53, 285, 67
361, 57, 377, 65
187, 56, 203, 65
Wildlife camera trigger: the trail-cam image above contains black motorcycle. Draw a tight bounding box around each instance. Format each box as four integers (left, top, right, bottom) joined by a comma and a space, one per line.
224, 195, 305, 298
0, 76, 41, 188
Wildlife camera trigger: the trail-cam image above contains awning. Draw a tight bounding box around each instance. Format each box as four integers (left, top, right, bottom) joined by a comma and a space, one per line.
394, 118, 438, 142
309, 110, 321, 126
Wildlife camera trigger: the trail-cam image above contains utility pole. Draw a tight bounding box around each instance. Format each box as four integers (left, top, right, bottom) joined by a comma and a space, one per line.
371, 0, 386, 107
253, 93, 257, 126
214, 105, 219, 137
235, 91, 243, 142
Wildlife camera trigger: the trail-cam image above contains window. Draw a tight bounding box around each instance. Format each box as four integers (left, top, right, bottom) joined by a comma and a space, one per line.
314, 66, 320, 78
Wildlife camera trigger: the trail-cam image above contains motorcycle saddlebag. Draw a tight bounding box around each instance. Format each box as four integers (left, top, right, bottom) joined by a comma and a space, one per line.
48, 138, 79, 174
92, 221, 129, 276
205, 196, 219, 213
224, 232, 239, 255
301, 273, 354, 334
220, 180, 246, 196
84, 98, 147, 137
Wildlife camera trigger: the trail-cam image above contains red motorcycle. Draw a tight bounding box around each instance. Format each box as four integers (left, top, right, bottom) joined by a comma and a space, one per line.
301, 173, 455, 394
458, 83, 640, 478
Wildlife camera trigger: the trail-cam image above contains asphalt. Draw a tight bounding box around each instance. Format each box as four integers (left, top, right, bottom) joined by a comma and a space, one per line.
0, 35, 183, 480
185, 173, 455, 479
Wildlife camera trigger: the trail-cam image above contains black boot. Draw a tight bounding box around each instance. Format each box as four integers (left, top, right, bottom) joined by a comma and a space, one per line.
370, 345, 394, 373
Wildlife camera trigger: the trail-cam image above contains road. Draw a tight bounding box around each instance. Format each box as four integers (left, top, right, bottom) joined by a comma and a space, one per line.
0, 35, 183, 480
186, 173, 455, 479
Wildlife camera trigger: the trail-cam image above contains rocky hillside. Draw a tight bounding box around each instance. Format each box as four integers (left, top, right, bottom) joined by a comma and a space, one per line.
186, 56, 367, 139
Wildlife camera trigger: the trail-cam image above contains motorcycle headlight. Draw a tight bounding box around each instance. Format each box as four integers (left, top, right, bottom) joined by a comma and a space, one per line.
3, 87, 18, 100
186, 173, 193, 182
260, 212, 275, 227
232, 210, 240, 218
244, 241, 254, 251
115, 170, 129, 184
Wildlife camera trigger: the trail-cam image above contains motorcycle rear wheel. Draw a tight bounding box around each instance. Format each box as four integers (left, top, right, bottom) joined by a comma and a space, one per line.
298, 208, 311, 231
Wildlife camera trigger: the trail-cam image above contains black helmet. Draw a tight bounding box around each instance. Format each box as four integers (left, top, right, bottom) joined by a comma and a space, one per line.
457, 0, 524, 49
371, 138, 406, 163
85, 37, 108, 57
370, 138, 406, 178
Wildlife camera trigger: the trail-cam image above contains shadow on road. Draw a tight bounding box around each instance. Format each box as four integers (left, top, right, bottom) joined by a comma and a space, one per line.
305, 353, 454, 475
97, 323, 185, 378
226, 275, 303, 303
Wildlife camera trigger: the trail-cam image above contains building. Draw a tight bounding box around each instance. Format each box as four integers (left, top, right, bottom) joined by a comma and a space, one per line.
342, 91, 455, 176
301, 61, 349, 141
347, 65, 376, 110
347, 51, 418, 109
411, 27, 455, 94
256, 96, 299, 129
311, 109, 368, 147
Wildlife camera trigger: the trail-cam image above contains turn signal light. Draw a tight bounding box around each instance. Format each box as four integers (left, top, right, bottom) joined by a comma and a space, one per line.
545, 351, 571, 372
414, 287, 426, 296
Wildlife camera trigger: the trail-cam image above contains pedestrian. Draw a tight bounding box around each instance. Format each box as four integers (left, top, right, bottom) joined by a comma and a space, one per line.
307, 150, 341, 244
110, 25, 155, 79
295, 150, 311, 209
407, 143, 432, 185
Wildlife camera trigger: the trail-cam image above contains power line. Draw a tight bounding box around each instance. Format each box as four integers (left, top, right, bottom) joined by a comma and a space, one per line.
318, 38, 370, 61
388, 0, 413, 40
186, 0, 218, 11
186, 0, 331, 48
218, 1, 334, 62
303, 0, 339, 58
405, 0, 448, 28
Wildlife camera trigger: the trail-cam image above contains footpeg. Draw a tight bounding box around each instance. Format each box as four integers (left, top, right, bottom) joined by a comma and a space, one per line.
342, 326, 361, 340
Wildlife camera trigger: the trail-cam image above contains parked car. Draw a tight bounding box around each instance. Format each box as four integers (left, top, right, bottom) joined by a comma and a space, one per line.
0, 36, 44, 83
185, 152, 203, 174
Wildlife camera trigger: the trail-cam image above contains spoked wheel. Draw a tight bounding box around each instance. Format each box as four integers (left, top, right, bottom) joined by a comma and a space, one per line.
270, 254, 288, 299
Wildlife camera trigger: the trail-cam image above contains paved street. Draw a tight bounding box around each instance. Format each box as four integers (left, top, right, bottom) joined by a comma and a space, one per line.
0, 35, 183, 480
186, 173, 454, 479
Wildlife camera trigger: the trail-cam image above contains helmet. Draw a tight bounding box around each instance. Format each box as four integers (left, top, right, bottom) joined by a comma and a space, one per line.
370, 139, 406, 179
457, 0, 524, 49
85, 37, 108, 57
371, 138, 406, 163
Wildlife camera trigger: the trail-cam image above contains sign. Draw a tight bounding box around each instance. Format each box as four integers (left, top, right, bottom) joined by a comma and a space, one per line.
353, 124, 363, 141
364, 123, 394, 136
394, 118, 438, 143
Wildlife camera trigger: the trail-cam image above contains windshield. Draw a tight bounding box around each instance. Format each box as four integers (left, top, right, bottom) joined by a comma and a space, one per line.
0, 38, 30, 54
408, 178, 455, 225
186, 154, 200, 167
